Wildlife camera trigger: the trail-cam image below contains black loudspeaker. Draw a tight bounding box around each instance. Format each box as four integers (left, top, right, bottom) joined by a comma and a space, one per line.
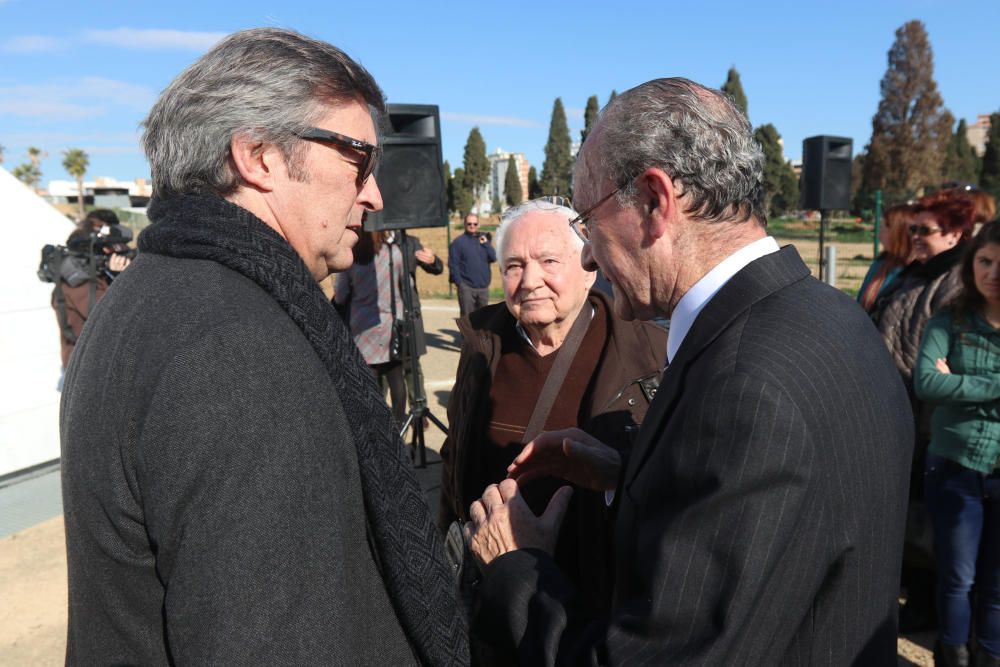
800, 135, 853, 210
366, 104, 447, 231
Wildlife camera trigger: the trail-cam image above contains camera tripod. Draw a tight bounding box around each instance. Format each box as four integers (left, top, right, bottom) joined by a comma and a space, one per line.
393, 229, 448, 468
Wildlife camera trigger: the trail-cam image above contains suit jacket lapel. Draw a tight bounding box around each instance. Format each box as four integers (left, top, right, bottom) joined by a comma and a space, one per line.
622, 245, 812, 487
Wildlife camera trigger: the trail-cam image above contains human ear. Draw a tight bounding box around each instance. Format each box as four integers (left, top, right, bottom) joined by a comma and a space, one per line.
637, 167, 676, 240
229, 133, 283, 193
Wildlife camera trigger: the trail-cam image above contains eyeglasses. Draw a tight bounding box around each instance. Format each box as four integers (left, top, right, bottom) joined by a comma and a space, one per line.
294, 127, 381, 187
908, 224, 943, 237
568, 186, 624, 242
536, 195, 572, 208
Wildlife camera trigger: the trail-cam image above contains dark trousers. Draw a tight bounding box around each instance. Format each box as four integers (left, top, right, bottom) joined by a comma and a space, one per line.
925, 453, 1000, 655
457, 283, 489, 317
371, 361, 407, 429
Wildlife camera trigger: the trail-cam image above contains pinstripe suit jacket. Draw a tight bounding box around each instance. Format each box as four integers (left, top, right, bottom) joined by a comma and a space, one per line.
475, 246, 913, 666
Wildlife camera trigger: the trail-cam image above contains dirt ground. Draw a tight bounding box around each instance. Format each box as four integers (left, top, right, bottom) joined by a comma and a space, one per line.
0, 516, 68, 666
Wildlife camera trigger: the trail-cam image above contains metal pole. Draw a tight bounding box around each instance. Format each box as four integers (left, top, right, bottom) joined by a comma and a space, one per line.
873, 189, 883, 258
446, 216, 453, 299
818, 209, 829, 282
824, 245, 837, 288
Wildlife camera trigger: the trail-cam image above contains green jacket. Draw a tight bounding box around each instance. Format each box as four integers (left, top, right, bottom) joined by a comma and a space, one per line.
915, 308, 1000, 473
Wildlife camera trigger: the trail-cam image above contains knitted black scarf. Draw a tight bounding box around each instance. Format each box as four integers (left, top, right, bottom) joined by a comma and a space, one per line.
140, 193, 468, 666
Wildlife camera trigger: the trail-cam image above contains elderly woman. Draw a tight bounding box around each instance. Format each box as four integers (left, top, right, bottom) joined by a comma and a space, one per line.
438, 198, 666, 612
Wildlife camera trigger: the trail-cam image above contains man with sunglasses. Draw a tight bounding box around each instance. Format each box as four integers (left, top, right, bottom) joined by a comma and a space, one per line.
448, 212, 497, 316
59, 28, 466, 666
465, 78, 913, 665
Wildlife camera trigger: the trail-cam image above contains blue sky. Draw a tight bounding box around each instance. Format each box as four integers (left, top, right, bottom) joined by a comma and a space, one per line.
1, 0, 998, 188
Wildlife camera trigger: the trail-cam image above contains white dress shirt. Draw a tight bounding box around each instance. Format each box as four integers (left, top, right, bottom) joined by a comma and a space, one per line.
605, 236, 779, 507
666, 236, 780, 363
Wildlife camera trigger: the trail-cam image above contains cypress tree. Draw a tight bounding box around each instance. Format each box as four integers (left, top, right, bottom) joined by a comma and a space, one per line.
753, 124, 798, 216
943, 120, 981, 185
721, 67, 748, 118
451, 167, 474, 217
981, 112, 1000, 199
442, 160, 453, 213
528, 166, 541, 199
540, 97, 573, 197
461, 127, 490, 214
581, 95, 600, 143
504, 156, 523, 206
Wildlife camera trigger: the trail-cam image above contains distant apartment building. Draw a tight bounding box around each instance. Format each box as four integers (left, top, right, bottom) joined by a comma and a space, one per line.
47, 176, 153, 212
478, 148, 530, 213
966, 114, 992, 158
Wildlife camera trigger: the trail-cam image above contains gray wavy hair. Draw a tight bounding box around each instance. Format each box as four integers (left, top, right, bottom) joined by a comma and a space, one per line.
496, 198, 583, 260
142, 28, 385, 199
597, 77, 766, 225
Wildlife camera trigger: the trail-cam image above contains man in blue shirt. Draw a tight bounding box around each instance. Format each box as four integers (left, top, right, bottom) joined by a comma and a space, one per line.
448, 213, 496, 315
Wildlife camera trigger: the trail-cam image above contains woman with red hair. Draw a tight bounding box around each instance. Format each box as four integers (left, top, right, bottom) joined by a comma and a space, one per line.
857, 204, 917, 313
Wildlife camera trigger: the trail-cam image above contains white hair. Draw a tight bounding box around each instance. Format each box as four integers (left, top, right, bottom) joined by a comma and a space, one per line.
496, 199, 583, 261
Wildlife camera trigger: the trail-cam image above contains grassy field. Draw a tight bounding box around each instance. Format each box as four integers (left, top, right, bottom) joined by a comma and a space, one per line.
411, 215, 878, 301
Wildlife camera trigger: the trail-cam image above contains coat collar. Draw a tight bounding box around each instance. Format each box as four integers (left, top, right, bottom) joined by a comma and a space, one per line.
623, 245, 812, 485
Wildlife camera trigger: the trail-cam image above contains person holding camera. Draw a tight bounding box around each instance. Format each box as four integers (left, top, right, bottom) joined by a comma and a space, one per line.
52, 209, 132, 372
448, 212, 496, 316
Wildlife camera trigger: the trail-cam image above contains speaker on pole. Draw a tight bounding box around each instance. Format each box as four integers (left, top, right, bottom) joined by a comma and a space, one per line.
800, 135, 853, 211
366, 104, 447, 232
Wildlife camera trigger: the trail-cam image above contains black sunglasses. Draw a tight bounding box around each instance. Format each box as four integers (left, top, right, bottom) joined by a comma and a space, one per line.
295, 127, 381, 187
908, 224, 943, 237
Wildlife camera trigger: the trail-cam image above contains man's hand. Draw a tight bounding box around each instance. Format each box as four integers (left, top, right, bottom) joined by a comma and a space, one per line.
464, 478, 572, 570
414, 247, 436, 264
507, 428, 621, 491
935, 358, 952, 375
108, 254, 131, 272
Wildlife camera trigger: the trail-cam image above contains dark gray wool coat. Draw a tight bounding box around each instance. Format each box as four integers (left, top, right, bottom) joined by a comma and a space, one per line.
60, 251, 419, 665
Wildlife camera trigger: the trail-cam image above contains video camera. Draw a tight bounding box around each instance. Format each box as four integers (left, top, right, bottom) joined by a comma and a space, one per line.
38, 224, 136, 286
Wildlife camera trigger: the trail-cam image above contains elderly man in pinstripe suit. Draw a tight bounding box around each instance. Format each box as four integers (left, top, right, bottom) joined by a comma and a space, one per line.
465, 77, 913, 665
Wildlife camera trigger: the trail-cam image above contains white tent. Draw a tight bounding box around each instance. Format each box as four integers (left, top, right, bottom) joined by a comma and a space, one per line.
0, 166, 74, 478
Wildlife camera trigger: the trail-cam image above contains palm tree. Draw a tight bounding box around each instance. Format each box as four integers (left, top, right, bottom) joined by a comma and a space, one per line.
12, 163, 42, 190
62, 148, 90, 220
27, 146, 45, 167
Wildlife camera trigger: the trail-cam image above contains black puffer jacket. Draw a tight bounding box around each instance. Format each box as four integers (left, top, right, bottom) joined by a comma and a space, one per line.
873, 242, 966, 388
